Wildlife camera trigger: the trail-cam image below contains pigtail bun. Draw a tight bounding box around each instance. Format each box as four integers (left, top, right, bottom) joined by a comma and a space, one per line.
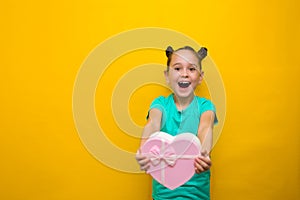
198, 47, 208, 60
165, 46, 174, 58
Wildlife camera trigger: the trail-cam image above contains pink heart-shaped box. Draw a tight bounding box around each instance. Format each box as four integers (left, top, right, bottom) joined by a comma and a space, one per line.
141, 132, 201, 190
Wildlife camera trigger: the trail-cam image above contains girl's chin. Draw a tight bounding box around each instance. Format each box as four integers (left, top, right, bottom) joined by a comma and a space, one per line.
173, 88, 194, 98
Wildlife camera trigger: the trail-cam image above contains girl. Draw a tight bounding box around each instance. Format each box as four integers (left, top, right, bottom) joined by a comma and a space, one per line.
136, 46, 218, 200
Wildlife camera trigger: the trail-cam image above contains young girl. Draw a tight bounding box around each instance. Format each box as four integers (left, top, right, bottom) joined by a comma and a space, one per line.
136, 46, 218, 200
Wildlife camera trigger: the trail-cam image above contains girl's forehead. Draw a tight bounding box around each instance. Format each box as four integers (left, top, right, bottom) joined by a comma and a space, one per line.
171, 50, 199, 66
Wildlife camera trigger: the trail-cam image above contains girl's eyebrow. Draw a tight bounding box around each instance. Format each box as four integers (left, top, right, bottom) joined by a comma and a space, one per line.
171, 62, 198, 68
171, 63, 182, 67
190, 63, 199, 68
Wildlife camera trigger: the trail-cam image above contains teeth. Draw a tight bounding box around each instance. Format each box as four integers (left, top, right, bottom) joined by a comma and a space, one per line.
178, 82, 191, 88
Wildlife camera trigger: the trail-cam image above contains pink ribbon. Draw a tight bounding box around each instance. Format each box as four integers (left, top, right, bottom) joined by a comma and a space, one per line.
149, 145, 177, 167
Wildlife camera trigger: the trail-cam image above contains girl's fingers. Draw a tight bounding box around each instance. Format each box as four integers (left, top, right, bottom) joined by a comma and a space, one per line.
194, 156, 212, 173
141, 163, 151, 171
135, 149, 151, 171
139, 158, 150, 165
135, 151, 147, 161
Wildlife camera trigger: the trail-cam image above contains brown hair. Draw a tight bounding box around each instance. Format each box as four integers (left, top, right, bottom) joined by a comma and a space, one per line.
165, 46, 207, 71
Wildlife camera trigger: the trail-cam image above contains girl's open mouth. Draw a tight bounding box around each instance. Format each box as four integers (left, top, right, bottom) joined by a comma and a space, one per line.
178, 82, 191, 88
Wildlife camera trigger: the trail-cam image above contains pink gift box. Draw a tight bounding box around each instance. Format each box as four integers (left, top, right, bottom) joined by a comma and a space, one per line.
141, 132, 201, 190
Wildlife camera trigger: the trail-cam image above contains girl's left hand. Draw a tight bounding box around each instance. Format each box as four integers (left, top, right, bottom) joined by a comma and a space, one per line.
194, 152, 212, 174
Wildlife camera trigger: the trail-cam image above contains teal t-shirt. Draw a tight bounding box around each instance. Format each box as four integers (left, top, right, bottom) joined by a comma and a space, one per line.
148, 94, 218, 200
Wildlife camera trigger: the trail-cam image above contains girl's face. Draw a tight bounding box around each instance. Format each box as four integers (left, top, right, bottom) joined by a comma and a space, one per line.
164, 49, 203, 99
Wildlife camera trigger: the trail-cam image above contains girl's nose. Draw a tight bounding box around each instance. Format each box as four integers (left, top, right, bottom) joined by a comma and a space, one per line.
181, 68, 189, 77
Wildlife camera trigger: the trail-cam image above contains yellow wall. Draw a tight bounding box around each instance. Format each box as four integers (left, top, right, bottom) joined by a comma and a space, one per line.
1, 0, 299, 199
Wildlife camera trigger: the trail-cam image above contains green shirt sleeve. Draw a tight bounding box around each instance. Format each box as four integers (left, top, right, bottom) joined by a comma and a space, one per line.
197, 97, 218, 124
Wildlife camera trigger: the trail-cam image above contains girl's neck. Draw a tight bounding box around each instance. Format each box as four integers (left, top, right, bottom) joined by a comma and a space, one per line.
173, 94, 195, 111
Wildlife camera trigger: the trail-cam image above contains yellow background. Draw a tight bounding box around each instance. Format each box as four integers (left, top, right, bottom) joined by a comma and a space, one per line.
1, 0, 299, 199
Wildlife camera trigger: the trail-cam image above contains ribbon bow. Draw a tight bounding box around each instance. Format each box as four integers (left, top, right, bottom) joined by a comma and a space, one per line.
149, 145, 177, 167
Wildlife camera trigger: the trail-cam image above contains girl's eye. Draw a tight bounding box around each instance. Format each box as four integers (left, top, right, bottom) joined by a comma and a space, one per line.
174, 67, 180, 71
189, 68, 196, 71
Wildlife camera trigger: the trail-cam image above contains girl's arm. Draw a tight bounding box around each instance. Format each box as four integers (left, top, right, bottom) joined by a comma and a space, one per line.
136, 108, 162, 171
140, 108, 162, 146
197, 110, 215, 154
194, 110, 216, 173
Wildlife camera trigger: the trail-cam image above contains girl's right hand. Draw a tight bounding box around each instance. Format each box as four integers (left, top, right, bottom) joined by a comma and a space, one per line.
135, 150, 151, 172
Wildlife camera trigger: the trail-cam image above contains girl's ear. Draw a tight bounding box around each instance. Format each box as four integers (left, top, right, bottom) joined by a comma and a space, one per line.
164, 70, 169, 84
198, 71, 204, 84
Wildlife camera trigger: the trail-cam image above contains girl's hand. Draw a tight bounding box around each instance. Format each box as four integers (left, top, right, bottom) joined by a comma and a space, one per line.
194, 151, 212, 174
135, 150, 151, 172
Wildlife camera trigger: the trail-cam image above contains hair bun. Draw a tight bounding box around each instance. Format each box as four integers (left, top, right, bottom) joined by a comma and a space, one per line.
198, 47, 208, 60
165, 46, 174, 58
